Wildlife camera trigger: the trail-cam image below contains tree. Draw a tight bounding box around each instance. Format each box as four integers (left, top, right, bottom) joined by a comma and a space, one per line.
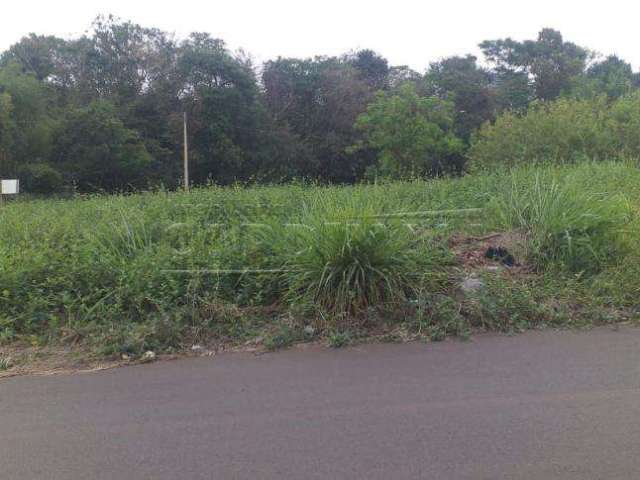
480, 28, 589, 102
388, 65, 422, 89
572, 55, 639, 100
19, 163, 63, 194
0, 18, 185, 189
0, 62, 55, 171
352, 83, 465, 178
88, 18, 182, 184
346, 49, 389, 90
262, 56, 376, 181
424, 55, 495, 141
467, 95, 640, 169
2, 18, 638, 192
83, 16, 176, 103
0, 34, 67, 82
0, 92, 14, 175
490, 68, 532, 113
176, 33, 270, 183
51, 100, 152, 191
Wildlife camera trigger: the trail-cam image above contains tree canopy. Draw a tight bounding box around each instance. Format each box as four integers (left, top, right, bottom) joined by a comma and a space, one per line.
353, 84, 465, 178
1, 18, 639, 192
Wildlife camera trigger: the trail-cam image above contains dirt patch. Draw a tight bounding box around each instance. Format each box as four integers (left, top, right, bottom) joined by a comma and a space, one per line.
0, 336, 320, 378
449, 231, 530, 272
0, 344, 125, 379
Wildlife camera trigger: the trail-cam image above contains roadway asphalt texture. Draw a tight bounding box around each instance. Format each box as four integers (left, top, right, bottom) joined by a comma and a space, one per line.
2, 326, 640, 479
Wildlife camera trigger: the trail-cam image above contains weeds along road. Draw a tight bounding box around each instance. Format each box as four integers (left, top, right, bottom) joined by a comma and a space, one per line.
2, 327, 640, 479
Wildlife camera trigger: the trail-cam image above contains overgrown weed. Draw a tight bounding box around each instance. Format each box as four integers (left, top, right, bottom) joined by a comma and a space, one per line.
1, 162, 639, 357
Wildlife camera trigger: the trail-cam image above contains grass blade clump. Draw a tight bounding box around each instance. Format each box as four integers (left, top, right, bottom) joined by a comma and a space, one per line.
270, 196, 449, 320
490, 170, 633, 273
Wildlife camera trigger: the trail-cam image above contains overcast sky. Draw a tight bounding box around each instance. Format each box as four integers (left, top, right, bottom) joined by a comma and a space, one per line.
3, 0, 640, 71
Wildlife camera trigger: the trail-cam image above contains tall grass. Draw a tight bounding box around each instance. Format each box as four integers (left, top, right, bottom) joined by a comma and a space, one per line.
1, 161, 639, 353
489, 167, 634, 273
260, 195, 450, 320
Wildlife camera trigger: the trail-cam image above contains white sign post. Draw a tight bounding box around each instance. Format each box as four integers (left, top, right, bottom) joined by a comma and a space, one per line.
1, 179, 19, 195
0, 179, 19, 205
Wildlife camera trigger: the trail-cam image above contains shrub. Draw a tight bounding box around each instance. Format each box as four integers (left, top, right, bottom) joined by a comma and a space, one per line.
19, 163, 64, 194
469, 94, 640, 169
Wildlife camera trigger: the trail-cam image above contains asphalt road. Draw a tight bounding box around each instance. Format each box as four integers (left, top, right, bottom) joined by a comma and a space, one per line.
2, 327, 640, 479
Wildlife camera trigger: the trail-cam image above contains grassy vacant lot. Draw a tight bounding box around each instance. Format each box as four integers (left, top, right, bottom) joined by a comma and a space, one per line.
1, 161, 639, 366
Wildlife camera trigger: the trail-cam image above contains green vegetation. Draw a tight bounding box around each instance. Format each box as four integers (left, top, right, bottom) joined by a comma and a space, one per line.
0, 356, 12, 371
267, 196, 451, 320
327, 331, 354, 348
2, 162, 639, 357
488, 168, 633, 272
352, 83, 465, 177
2, 20, 640, 191
3, 19, 640, 363
469, 95, 640, 169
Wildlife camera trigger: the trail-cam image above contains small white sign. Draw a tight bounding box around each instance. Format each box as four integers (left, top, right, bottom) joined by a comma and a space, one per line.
1, 179, 19, 195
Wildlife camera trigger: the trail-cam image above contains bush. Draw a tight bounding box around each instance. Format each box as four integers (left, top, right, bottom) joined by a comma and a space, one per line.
469, 94, 640, 169
19, 163, 64, 194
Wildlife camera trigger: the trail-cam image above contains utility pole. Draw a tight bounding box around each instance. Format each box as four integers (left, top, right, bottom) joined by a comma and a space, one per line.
183, 111, 189, 192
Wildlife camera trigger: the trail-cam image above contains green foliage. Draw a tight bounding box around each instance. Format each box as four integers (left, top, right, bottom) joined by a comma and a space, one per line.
2, 22, 640, 189
348, 49, 390, 90
263, 324, 312, 351
409, 293, 468, 341
1, 162, 640, 354
353, 83, 466, 178
19, 163, 63, 194
327, 330, 353, 348
571, 55, 639, 100
0, 356, 12, 371
465, 275, 567, 332
262, 55, 377, 182
52, 100, 152, 191
481, 28, 589, 102
0, 180, 451, 349
177, 33, 272, 184
424, 55, 495, 141
0, 62, 54, 176
590, 251, 640, 309
264, 196, 450, 320
0, 92, 13, 173
488, 168, 633, 273
4, 17, 640, 357
491, 69, 533, 112
469, 94, 640, 169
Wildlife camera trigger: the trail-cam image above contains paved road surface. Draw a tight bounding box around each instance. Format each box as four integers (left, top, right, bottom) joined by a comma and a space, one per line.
2, 327, 640, 479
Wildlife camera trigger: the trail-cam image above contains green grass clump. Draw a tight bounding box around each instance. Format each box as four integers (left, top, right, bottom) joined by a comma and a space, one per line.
327, 330, 354, 348
0, 356, 12, 371
465, 274, 570, 332
263, 324, 313, 351
408, 293, 469, 341
266, 197, 451, 321
489, 169, 633, 273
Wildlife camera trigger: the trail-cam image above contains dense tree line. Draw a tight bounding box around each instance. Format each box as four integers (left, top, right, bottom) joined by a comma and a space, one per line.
1, 17, 639, 193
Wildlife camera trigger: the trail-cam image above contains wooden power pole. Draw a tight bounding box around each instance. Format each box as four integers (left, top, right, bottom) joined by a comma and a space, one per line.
183, 112, 189, 192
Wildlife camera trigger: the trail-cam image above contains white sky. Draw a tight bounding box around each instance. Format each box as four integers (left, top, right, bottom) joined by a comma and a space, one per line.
3, 0, 640, 71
